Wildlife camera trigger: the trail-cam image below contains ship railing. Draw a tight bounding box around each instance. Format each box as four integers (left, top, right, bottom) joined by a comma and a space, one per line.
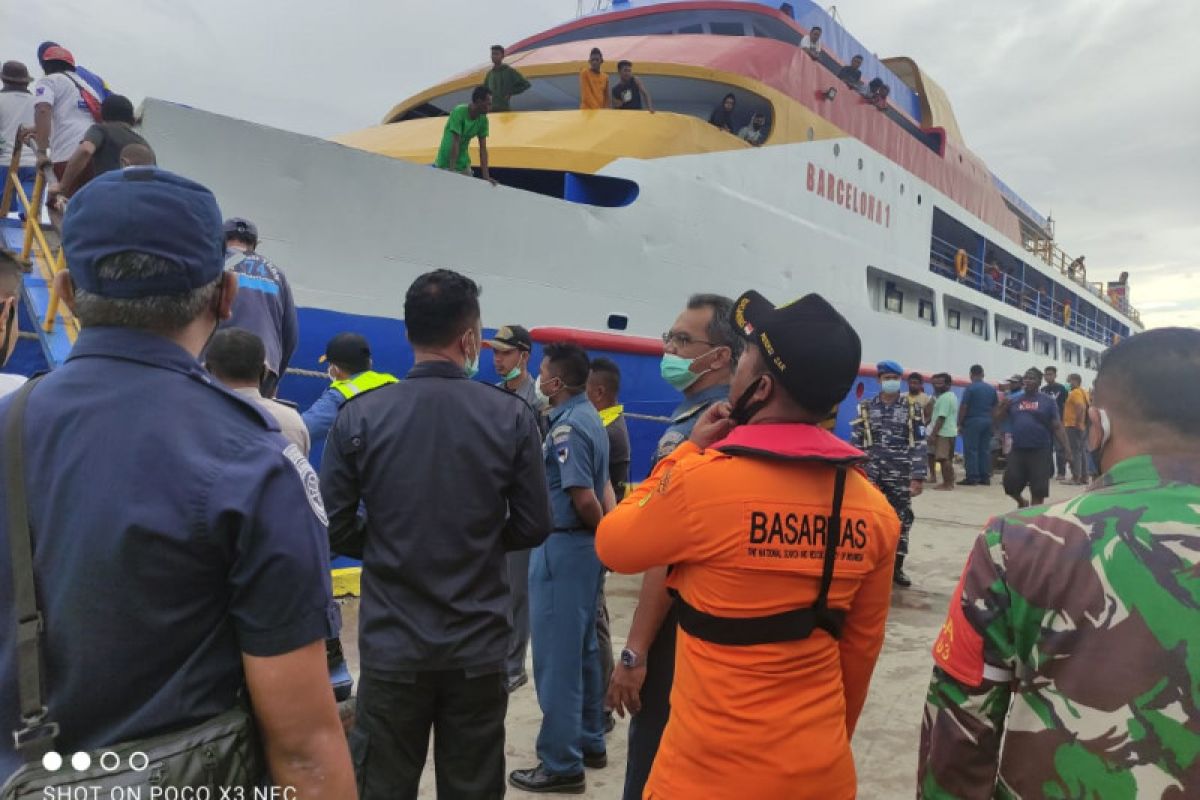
2, 137, 79, 341
928, 236, 1122, 347
1021, 237, 1140, 326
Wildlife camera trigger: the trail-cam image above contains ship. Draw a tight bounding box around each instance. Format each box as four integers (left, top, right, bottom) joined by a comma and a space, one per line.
2, 0, 1142, 478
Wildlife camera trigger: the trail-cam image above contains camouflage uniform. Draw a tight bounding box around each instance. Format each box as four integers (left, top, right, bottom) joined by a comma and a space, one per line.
850, 393, 928, 559
919, 455, 1200, 799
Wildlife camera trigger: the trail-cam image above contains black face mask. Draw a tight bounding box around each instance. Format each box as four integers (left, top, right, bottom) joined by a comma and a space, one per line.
729, 374, 767, 426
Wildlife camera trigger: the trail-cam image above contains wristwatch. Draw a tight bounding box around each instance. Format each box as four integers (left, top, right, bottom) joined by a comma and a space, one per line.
620, 647, 642, 669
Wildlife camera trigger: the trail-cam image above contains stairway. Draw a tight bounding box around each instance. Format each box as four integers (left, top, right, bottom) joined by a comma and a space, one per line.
2, 217, 76, 371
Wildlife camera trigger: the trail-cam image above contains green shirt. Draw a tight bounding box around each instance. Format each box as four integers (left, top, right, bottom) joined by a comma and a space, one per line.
919, 455, 1200, 799
931, 390, 959, 438
435, 104, 489, 173
484, 64, 531, 112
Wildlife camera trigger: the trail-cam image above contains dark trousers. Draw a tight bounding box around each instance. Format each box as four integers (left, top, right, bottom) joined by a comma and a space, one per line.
961, 417, 993, 483
622, 608, 677, 800
1067, 427, 1088, 481
506, 548, 531, 680
1051, 437, 1068, 478
877, 479, 914, 557
351, 669, 507, 800
597, 575, 614, 693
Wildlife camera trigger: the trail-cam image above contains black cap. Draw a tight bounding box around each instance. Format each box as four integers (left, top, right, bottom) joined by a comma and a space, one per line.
731, 291, 862, 414
320, 332, 371, 371
488, 324, 532, 352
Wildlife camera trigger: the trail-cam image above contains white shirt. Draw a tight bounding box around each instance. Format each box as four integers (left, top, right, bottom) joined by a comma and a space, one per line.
31, 72, 94, 162
0, 89, 36, 167
0, 372, 27, 399
800, 35, 822, 55
232, 386, 311, 456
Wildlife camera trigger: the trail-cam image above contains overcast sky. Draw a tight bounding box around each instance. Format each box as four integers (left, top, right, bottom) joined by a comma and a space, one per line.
2, 0, 1196, 328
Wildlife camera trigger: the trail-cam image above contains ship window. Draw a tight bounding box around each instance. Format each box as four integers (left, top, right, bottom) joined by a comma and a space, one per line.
857, 158, 864, 170
885, 283, 903, 314
807, 127, 815, 141
917, 194, 923, 205
607, 313, 629, 331
709, 21, 746, 36
947, 309, 961, 330
918, 299, 934, 323
971, 317, 985, 337
679, 23, 704, 34
833, 143, 840, 157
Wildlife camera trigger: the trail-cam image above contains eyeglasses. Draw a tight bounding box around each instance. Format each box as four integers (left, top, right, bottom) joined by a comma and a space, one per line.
661, 331, 718, 348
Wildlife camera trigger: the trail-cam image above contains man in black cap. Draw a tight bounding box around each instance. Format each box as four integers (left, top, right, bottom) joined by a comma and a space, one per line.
597, 291, 900, 799
302, 332, 397, 449
488, 323, 546, 692
0, 168, 355, 792
219, 216, 298, 398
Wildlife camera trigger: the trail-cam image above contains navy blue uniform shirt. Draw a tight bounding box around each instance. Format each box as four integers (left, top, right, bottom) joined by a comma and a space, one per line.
221, 249, 298, 380
0, 327, 336, 781
651, 383, 730, 466
320, 360, 551, 675
544, 392, 610, 531
961, 380, 999, 420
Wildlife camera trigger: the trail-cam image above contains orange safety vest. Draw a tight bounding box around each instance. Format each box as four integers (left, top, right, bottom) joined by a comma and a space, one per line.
596, 424, 900, 800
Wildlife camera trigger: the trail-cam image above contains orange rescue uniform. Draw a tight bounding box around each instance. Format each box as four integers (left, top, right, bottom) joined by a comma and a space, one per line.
596, 424, 900, 799
579, 67, 610, 109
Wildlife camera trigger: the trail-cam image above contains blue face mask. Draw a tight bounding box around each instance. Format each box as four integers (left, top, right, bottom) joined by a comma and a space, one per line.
880, 379, 902, 395
660, 350, 716, 390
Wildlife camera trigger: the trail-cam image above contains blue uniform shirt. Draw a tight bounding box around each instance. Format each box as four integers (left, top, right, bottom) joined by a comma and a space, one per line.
652, 383, 730, 466
303, 385, 348, 442
961, 380, 999, 420
544, 392, 610, 531
0, 328, 336, 780
221, 248, 298, 380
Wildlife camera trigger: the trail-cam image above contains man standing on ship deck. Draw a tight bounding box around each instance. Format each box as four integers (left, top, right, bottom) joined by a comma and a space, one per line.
484, 45, 531, 113
435, 85, 497, 186
607, 293, 740, 800
579, 48, 609, 110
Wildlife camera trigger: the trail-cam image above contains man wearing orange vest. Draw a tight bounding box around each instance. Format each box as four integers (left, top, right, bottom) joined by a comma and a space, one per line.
596, 291, 900, 799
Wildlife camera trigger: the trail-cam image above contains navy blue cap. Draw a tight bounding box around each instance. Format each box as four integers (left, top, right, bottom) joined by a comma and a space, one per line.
223, 217, 258, 241
875, 360, 903, 377
63, 168, 225, 299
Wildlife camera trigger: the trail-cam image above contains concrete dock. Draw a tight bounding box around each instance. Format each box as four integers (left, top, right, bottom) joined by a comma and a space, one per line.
338, 479, 1087, 798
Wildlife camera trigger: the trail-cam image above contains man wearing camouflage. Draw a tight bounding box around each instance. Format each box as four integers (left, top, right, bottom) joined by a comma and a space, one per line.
918, 327, 1200, 799
851, 360, 927, 587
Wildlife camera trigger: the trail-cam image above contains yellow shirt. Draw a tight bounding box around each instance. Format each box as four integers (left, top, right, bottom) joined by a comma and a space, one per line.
579, 68, 609, 110
1063, 386, 1088, 428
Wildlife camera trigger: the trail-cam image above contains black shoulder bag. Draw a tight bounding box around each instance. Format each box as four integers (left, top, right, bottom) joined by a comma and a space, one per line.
2, 378, 265, 798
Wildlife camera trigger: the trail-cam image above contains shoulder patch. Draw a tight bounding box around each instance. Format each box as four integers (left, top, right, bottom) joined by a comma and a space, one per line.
655, 430, 686, 461
283, 444, 328, 526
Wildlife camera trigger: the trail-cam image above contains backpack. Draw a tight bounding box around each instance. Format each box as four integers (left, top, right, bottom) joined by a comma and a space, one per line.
63, 72, 103, 123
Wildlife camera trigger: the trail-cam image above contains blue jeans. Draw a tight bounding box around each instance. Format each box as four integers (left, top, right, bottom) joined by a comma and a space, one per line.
6, 166, 36, 215
529, 532, 606, 775
961, 417, 993, 483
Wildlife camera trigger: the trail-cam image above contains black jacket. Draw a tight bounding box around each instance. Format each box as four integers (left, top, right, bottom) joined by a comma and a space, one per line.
320, 360, 551, 674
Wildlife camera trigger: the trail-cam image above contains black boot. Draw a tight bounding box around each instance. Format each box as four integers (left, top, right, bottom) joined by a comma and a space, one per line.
509, 765, 586, 794
893, 556, 912, 588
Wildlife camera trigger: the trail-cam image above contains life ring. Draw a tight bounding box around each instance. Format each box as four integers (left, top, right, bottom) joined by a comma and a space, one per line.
954, 249, 969, 279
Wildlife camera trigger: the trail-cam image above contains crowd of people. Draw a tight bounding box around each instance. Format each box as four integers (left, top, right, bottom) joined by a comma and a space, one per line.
0, 35, 1197, 800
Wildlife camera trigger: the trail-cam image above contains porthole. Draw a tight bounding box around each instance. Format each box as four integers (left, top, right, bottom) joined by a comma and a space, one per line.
857, 158, 864, 170
833, 143, 840, 157
606, 313, 628, 331
900, 183, 905, 195
807, 127, 815, 141
917, 194, 923, 205
879, 171, 885, 183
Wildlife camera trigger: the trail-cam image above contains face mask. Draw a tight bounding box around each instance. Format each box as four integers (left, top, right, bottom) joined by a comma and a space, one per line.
729, 374, 768, 426
463, 335, 480, 379
502, 366, 522, 382
660, 350, 716, 391
881, 379, 902, 395
537, 376, 562, 405
1088, 407, 1111, 475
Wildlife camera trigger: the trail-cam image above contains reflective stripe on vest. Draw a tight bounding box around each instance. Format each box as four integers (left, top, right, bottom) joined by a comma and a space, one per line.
330, 371, 398, 400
